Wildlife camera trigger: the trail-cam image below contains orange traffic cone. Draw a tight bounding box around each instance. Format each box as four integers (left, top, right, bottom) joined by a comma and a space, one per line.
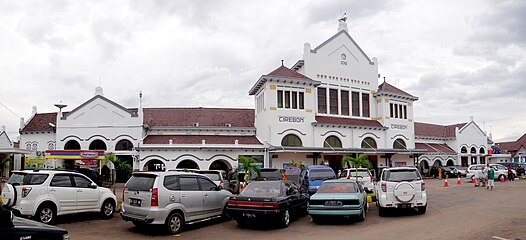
457, 176, 462, 185
443, 178, 449, 187
471, 176, 475, 183
500, 175, 505, 182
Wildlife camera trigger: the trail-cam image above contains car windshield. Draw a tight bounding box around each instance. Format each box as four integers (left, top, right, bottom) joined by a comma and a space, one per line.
386, 170, 421, 182
203, 173, 220, 181
310, 169, 336, 180
317, 182, 359, 193
347, 170, 370, 178
126, 174, 156, 191
8, 173, 48, 185
241, 181, 283, 197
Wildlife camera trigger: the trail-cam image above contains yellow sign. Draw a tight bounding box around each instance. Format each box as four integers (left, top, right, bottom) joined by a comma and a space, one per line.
25, 156, 46, 169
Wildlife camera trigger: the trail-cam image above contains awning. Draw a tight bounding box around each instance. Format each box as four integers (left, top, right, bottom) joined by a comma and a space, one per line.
45, 150, 105, 160
0, 148, 33, 154
269, 146, 428, 154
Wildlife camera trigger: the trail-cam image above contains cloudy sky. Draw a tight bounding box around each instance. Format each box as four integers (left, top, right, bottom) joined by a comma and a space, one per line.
0, 0, 525, 142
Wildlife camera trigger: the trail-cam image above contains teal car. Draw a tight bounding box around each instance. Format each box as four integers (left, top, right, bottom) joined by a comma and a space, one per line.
308, 179, 368, 223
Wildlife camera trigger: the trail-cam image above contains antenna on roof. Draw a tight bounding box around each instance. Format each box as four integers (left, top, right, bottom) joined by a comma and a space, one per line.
281, 60, 284, 66
383, 77, 386, 83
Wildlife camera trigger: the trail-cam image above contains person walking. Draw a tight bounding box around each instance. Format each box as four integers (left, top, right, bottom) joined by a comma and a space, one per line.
474, 168, 481, 187
481, 165, 488, 188
487, 165, 495, 191
507, 166, 514, 181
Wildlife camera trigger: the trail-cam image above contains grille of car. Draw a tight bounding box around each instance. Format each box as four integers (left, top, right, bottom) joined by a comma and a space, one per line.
309, 199, 359, 205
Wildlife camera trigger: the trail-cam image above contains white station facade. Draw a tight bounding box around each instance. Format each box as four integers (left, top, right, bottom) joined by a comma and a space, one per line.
12, 20, 496, 176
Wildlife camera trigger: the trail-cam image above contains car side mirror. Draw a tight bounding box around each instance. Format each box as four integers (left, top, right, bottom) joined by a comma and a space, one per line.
90, 182, 98, 189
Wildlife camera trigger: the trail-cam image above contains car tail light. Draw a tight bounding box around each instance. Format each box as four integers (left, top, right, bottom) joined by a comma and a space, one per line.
381, 182, 387, 192
122, 187, 125, 202
421, 182, 426, 191
151, 188, 158, 206
22, 186, 32, 198
228, 200, 279, 209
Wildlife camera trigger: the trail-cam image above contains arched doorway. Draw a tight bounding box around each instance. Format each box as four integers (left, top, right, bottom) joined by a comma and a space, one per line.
460, 146, 468, 166
145, 159, 165, 171
419, 160, 430, 176
176, 160, 200, 170
431, 160, 443, 177
64, 140, 81, 150
361, 137, 377, 149
209, 160, 231, 172
115, 139, 133, 151
89, 140, 107, 150
470, 147, 477, 164
446, 160, 454, 166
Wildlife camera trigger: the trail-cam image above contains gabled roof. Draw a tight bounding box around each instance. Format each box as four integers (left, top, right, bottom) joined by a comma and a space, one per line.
315, 116, 384, 128
496, 133, 526, 151
20, 113, 57, 133
377, 81, 418, 100
249, 64, 321, 95
143, 108, 255, 128
415, 122, 467, 138
64, 95, 138, 119
415, 143, 456, 153
311, 30, 373, 64
143, 135, 262, 145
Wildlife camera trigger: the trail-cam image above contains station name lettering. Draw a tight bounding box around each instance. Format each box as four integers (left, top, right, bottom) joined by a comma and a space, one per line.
390, 124, 408, 130
278, 116, 305, 123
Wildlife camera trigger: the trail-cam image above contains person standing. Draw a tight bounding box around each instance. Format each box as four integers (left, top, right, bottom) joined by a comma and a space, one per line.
481, 165, 488, 188
487, 165, 495, 190
438, 167, 442, 180
507, 166, 514, 181
474, 168, 481, 187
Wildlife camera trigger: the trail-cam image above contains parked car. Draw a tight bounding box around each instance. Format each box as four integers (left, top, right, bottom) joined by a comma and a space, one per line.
376, 167, 427, 216
223, 168, 283, 194
429, 166, 457, 178
252, 168, 283, 181
0, 205, 70, 240
1, 169, 116, 224
339, 168, 375, 193
497, 162, 525, 176
226, 180, 308, 228
300, 165, 337, 195
466, 164, 514, 180
308, 179, 368, 223
450, 166, 468, 177
121, 171, 232, 234
194, 170, 227, 187
75, 167, 102, 186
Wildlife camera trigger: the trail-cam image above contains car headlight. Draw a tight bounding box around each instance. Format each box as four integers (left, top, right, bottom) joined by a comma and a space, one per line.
63, 233, 70, 240
308, 186, 319, 190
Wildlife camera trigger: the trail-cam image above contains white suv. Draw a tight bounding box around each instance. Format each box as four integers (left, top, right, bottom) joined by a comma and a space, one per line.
466, 164, 515, 180
375, 167, 427, 216
339, 168, 375, 193
121, 171, 232, 234
1, 170, 116, 224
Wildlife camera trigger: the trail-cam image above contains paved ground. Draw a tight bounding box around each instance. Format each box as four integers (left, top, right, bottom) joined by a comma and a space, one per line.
56, 178, 526, 240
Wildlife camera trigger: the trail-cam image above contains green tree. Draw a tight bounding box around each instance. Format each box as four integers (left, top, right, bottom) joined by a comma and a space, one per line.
341, 154, 372, 178
0, 157, 11, 178
237, 155, 261, 182
103, 153, 132, 183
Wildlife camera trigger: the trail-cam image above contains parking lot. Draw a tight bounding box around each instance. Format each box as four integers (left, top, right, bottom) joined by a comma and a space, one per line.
55, 179, 526, 240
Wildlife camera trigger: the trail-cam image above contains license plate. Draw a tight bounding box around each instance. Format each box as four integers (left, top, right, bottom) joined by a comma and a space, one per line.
398, 203, 411, 208
242, 213, 256, 218
129, 198, 142, 207
324, 201, 343, 206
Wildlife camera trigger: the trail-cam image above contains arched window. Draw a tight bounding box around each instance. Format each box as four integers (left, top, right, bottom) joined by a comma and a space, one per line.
393, 139, 406, 149
115, 139, 133, 151
361, 137, 377, 149
470, 147, 477, 154
479, 147, 485, 154
461, 147, 467, 153
89, 140, 107, 150
281, 134, 302, 147
324, 136, 342, 148
64, 140, 81, 150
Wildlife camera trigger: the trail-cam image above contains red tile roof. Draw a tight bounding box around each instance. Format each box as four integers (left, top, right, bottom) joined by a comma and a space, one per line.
377, 82, 417, 99
143, 108, 255, 127
143, 135, 262, 145
20, 113, 57, 132
414, 122, 467, 138
496, 133, 526, 151
267, 65, 311, 80
415, 143, 455, 153
315, 116, 384, 128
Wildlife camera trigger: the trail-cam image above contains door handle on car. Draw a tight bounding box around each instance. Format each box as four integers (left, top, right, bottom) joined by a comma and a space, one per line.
49, 188, 56, 192
181, 194, 186, 198
204, 194, 208, 197
170, 195, 176, 201
77, 189, 82, 192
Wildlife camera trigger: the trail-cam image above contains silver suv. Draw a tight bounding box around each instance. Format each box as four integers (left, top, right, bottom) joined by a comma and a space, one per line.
375, 167, 427, 216
121, 171, 232, 234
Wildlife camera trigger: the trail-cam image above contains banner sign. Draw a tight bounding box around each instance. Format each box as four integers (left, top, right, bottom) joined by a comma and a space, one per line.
45, 150, 105, 160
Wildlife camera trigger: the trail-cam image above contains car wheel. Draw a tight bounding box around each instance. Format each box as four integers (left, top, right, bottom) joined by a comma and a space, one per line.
221, 204, 230, 221
165, 212, 184, 234
357, 206, 366, 222
378, 206, 387, 217
36, 204, 56, 224
278, 209, 290, 228
100, 200, 115, 219
417, 205, 427, 215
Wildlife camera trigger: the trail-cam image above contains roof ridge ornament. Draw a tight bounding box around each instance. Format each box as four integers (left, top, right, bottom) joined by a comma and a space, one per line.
338, 12, 347, 22
337, 13, 349, 32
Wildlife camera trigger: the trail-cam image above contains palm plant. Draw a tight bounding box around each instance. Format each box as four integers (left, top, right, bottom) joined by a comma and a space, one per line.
0, 157, 11, 178
237, 155, 261, 182
341, 154, 372, 179
103, 153, 132, 184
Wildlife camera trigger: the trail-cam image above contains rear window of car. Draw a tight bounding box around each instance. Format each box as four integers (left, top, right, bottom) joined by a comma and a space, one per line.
309, 169, 336, 180
386, 170, 422, 182
241, 181, 283, 197
346, 170, 370, 178
126, 174, 156, 191
318, 182, 359, 193
8, 173, 48, 185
